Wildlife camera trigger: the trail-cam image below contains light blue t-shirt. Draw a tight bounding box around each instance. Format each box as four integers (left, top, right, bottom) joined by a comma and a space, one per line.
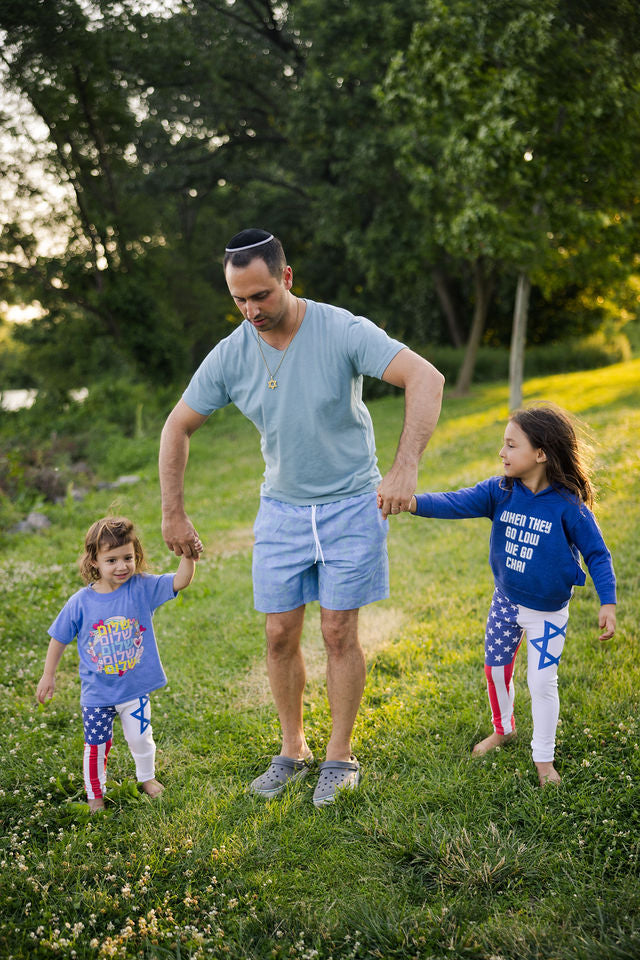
182, 299, 406, 505
48, 573, 176, 707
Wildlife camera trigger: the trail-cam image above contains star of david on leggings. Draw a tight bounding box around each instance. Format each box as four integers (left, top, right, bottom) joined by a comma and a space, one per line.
484, 587, 568, 762
82, 696, 155, 800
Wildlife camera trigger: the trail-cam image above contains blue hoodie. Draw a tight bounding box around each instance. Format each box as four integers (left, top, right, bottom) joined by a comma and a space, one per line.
413, 477, 616, 611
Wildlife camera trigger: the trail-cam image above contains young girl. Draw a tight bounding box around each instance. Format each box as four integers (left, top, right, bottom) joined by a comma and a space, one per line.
404, 404, 616, 786
36, 516, 202, 811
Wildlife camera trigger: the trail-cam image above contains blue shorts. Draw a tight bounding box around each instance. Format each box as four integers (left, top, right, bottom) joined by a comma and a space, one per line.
252, 492, 389, 613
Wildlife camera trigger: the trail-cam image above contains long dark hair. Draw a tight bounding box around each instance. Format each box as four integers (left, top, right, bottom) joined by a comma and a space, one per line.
509, 403, 595, 508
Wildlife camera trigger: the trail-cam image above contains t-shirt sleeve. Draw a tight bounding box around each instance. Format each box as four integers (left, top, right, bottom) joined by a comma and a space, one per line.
182, 346, 231, 416
346, 315, 406, 379
140, 573, 178, 611
48, 598, 80, 645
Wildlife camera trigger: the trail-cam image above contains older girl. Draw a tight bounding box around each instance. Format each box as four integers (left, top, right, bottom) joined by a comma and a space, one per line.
402, 404, 616, 785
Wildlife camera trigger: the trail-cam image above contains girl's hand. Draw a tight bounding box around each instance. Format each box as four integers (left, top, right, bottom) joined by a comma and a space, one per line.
37, 675, 56, 704
598, 604, 616, 641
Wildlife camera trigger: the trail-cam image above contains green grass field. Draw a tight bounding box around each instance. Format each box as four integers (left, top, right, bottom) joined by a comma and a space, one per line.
1, 360, 639, 960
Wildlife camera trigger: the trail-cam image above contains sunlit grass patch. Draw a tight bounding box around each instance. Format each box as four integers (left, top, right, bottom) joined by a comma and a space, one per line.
0, 360, 638, 959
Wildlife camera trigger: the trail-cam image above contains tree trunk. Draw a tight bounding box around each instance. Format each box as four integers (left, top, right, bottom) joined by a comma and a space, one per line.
454, 258, 494, 395
433, 264, 464, 348
509, 271, 531, 410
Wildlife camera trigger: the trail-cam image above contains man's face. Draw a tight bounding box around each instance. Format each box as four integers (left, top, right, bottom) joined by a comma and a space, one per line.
225, 258, 292, 333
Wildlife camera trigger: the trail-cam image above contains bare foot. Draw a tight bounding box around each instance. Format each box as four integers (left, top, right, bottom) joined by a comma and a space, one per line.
88, 797, 106, 813
140, 778, 164, 799
535, 761, 561, 786
472, 732, 517, 756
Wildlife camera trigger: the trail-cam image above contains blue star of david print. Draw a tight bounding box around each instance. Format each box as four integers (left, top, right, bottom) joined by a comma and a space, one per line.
130, 695, 151, 735
529, 620, 566, 670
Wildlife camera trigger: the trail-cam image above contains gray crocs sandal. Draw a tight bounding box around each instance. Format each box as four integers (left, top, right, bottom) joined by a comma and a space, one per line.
312, 756, 360, 808
250, 754, 314, 799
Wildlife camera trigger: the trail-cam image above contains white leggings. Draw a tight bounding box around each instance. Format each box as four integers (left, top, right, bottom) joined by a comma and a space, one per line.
484, 588, 569, 762
81, 695, 156, 800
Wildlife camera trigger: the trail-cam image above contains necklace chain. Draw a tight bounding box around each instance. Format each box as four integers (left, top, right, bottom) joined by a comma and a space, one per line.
253, 298, 301, 389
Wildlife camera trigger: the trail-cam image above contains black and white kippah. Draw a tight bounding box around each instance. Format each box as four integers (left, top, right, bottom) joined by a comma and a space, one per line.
225, 229, 274, 253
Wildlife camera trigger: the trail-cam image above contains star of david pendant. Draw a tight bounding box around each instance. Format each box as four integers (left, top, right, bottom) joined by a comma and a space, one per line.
267, 378, 278, 389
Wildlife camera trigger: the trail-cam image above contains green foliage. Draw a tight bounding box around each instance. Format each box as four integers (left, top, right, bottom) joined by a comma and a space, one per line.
1, 0, 640, 389
0, 360, 638, 959
0, 0, 300, 387
0, 316, 31, 388
377, 0, 640, 383
0, 376, 173, 523
425, 331, 631, 385
380, 0, 640, 277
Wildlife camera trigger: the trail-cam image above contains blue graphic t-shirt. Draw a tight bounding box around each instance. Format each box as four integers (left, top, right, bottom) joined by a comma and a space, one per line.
48, 573, 176, 707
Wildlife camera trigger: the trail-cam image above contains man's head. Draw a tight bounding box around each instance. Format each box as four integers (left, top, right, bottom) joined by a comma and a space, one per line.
223, 228, 286, 278
223, 228, 293, 333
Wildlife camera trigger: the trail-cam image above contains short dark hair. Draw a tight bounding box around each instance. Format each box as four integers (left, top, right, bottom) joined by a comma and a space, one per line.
223, 228, 286, 278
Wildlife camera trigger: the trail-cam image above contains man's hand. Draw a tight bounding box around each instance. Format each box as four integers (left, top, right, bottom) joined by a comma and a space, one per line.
598, 603, 616, 641
162, 512, 202, 559
376, 463, 418, 519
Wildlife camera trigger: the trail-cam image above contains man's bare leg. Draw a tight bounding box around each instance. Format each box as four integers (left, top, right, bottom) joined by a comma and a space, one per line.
265, 606, 312, 760
321, 608, 365, 762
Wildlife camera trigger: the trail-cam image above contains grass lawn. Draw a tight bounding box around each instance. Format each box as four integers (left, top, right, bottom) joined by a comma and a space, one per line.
1, 360, 639, 960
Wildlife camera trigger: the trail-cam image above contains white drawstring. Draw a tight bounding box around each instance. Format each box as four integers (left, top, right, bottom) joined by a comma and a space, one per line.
310, 505, 326, 565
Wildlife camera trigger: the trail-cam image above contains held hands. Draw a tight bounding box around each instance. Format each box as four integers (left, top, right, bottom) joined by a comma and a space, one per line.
162, 512, 204, 559
376, 463, 418, 519
598, 603, 616, 641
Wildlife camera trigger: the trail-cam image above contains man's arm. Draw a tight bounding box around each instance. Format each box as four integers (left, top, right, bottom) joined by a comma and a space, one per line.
377, 348, 445, 519
159, 399, 209, 558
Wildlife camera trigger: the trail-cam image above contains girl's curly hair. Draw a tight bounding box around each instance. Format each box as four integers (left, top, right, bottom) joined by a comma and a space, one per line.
79, 516, 146, 584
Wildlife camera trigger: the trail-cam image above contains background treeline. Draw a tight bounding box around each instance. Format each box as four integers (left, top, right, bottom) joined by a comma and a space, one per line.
0, 0, 639, 522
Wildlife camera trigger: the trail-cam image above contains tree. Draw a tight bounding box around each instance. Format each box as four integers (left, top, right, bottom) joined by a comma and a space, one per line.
280, 0, 448, 343
379, 0, 640, 399
0, 0, 303, 386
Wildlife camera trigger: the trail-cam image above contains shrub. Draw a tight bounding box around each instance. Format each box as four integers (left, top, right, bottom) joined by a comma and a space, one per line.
423, 332, 631, 385
0, 377, 175, 529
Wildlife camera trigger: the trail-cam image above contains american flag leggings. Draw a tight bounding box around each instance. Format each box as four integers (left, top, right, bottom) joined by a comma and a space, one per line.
484, 588, 569, 762
81, 695, 156, 800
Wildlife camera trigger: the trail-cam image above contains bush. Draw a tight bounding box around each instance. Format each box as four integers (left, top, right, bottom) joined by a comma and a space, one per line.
422, 332, 631, 385
0, 377, 175, 529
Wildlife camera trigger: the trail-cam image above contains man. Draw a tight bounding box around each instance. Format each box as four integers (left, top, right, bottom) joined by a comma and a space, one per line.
159, 228, 444, 807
